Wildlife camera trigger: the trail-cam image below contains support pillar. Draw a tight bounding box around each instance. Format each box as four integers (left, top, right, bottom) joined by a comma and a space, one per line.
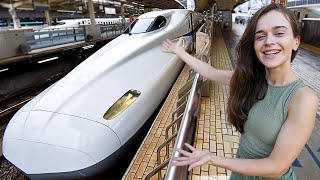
219, 11, 232, 30
88, 0, 96, 25
45, 10, 51, 26
9, 7, 20, 28
6, 18, 11, 27
121, 2, 126, 29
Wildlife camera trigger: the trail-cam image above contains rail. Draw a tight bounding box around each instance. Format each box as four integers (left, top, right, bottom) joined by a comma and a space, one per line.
165, 56, 205, 180
144, 55, 206, 180
144, 21, 210, 179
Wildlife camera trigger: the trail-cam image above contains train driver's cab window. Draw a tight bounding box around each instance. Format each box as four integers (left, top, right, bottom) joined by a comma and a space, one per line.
124, 16, 167, 34
148, 16, 166, 31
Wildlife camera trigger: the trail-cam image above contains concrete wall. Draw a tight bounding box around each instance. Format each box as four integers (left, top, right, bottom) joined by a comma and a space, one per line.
84, 25, 102, 41
0, 29, 31, 59
301, 19, 320, 47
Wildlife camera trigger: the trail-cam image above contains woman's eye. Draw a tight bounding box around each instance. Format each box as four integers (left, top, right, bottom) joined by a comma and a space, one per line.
275, 32, 285, 36
256, 35, 265, 40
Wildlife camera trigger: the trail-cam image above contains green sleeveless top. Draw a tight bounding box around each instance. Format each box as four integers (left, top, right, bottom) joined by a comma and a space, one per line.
230, 79, 305, 180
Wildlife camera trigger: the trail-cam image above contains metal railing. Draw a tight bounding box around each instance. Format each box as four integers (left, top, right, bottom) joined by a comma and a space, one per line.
145, 55, 206, 180
145, 21, 210, 180
24, 23, 126, 50
25, 27, 85, 50
287, 0, 320, 7
165, 58, 204, 180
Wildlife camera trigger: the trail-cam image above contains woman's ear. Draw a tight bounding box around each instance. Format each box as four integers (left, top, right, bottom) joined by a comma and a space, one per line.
293, 36, 301, 51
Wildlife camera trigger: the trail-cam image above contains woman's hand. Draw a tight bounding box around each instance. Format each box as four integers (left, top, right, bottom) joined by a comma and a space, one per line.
162, 38, 182, 54
172, 143, 213, 171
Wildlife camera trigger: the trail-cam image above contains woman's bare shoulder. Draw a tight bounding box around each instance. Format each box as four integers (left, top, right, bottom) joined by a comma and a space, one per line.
294, 86, 318, 103
289, 86, 318, 117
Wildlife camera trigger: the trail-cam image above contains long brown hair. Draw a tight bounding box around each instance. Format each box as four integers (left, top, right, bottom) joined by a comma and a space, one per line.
227, 4, 301, 133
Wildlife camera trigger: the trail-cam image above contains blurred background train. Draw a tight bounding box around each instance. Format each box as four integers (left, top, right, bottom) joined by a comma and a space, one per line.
232, 0, 320, 47
2, 9, 203, 180
42, 17, 130, 30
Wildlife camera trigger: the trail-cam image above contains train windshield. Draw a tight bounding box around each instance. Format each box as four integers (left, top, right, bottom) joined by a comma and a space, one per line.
124, 16, 166, 34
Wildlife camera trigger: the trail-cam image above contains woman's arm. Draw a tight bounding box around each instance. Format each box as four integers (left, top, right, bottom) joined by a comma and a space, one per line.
173, 86, 318, 178
162, 39, 233, 86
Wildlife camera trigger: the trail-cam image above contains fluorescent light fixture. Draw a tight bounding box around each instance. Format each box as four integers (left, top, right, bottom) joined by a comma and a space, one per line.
57, 10, 76, 13
17, 7, 34, 10
0, 68, 9, 73
37, 57, 59, 64
82, 45, 94, 49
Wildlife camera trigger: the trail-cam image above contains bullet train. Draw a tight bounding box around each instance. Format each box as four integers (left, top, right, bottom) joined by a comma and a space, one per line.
42, 17, 130, 30
3, 9, 202, 179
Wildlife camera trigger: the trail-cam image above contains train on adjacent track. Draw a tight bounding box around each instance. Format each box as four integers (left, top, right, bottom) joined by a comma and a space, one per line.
42, 17, 131, 30
2, 9, 203, 179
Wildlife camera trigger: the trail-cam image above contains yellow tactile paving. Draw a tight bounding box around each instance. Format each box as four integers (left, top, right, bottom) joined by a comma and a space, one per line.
189, 26, 240, 179
123, 64, 191, 180
300, 42, 320, 55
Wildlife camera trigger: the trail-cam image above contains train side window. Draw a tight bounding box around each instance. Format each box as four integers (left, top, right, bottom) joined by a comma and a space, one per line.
147, 16, 166, 32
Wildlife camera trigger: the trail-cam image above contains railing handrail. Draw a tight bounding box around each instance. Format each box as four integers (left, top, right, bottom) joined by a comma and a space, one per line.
165, 56, 206, 180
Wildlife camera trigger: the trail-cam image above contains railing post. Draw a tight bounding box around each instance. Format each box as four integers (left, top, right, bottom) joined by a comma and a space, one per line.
73, 28, 77, 42
165, 56, 206, 180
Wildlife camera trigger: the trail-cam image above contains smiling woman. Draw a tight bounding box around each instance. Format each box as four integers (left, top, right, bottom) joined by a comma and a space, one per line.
162, 3, 318, 180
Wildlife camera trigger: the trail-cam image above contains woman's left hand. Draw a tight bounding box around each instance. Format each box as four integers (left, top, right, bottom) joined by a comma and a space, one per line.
172, 143, 213, 171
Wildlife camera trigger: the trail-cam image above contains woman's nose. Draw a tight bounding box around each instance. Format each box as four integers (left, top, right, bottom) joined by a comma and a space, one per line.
264, 35, 275, 46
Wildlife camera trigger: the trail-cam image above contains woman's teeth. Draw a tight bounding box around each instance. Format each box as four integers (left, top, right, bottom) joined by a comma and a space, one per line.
264, 50, 280, 55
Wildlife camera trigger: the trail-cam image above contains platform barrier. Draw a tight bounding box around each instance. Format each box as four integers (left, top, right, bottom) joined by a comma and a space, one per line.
23, 24, 125, 50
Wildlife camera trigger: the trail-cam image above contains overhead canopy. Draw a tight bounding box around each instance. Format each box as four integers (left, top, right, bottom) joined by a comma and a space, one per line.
194, 0, 248, 12
0, 0, 184, 12
123, 0, 185, 9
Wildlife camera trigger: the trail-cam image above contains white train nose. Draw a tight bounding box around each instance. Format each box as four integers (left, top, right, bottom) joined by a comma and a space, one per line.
3, 139, 96, 174
3, 111, 121, 174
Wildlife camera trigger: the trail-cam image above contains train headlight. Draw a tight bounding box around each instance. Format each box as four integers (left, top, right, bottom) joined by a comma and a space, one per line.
103, 89, 141, 120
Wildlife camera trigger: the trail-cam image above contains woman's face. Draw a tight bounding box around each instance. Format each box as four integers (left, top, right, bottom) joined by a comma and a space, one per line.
254, 10, 300, 69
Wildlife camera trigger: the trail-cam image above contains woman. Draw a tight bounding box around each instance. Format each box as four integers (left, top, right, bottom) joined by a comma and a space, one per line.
162, 4, 318, 180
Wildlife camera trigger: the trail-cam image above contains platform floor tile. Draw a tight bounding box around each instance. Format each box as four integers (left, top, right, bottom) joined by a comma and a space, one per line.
123, 65, 191, 180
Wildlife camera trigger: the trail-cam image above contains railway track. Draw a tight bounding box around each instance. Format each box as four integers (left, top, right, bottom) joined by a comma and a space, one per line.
0, 73, 64, 180
0, 73, 64, 126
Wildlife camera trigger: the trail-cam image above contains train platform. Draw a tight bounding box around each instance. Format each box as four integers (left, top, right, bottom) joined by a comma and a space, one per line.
123, 23, 320, 179
0, 27, 122, 67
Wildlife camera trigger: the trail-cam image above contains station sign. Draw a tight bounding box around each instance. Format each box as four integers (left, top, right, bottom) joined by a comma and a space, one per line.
33, 0, 49, 11
104, 7, 116, 14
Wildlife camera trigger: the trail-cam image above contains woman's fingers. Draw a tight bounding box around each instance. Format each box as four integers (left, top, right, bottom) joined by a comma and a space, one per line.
171, 161, 188, 166
162, 42, 169, 48
176, 148, 192, 157
165, 39, 173, 45
184, 143, 196, 151
172, 156, 189, 161
188, 159, 206, 171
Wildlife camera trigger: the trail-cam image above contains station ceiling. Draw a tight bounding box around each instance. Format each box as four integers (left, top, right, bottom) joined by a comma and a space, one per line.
0, 0, 247, 19
195, 0, 247, 12
0, 0, 184, 12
